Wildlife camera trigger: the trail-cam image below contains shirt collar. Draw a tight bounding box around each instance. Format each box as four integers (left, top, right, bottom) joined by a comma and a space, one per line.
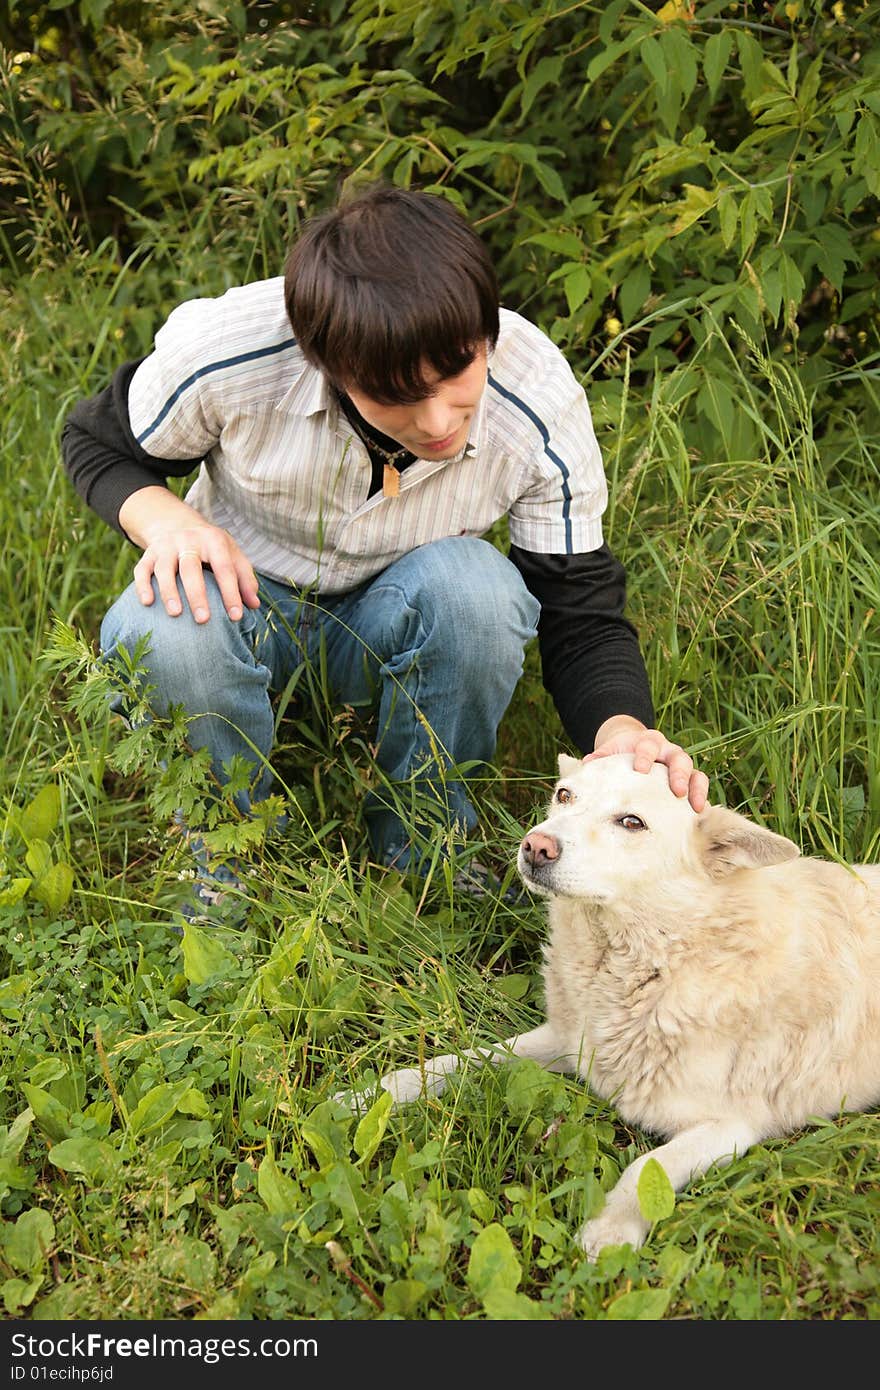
275, 359, 333, 417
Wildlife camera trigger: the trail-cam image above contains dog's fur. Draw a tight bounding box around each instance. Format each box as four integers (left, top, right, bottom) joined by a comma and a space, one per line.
374, 753, 880, 1258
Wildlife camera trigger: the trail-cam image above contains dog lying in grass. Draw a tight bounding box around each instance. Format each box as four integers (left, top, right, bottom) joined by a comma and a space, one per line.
371, 752, 880, 1259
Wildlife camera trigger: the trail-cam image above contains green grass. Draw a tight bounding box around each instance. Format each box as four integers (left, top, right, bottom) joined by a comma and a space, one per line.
1, 219, 879, 1322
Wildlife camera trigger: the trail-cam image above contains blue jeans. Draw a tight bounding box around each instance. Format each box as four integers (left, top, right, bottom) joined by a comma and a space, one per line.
100, 536, 540, 868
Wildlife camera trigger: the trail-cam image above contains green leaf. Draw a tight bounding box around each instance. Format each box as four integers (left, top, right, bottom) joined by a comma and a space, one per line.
637, 1157, 676, 1223
129, 1081, 208, 1136
504, 1058, 560, 1117
608, 1287, 671, 1320
353, 1088, 393, 1165
0, 877, 31, 906
467, 1223, 521, 1299
467, 1187, 494, 1222
48, 1137, 120, 1182
383, 1279, 428, 1316
494, 973, 530, 1000
2, 1275, 43, 1317
3, 1208, 55, 1274
640, 35, 668, 94
671, 184, 717, 237
31, 862, 74, 914
19, 785, 61, 842
0, 973, 35, 1016
257, 1143, 302, 1217
483, 1288, 552, 1319
520, 55, 563, 118
717, 190, 738, 250
20, 1085, 72, 1143
25, 840, 53, 880
564, 266, 591, 315
704, 31, 732, 99
180, 920, 237, 985
619, 263, 651, 325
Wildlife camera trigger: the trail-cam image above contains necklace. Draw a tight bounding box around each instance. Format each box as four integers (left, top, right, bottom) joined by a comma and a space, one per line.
337, 391, 412, 497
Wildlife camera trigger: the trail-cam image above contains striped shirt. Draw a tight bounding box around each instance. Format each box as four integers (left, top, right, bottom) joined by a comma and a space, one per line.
124, 277, 607, 593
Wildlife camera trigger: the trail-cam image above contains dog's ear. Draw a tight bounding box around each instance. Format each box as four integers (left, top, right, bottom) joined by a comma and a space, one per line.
695, 804, 800, 877
557, 753, 582, 778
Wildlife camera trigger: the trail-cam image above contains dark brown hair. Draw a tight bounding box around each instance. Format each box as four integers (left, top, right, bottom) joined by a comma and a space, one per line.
284, 184, 499, 404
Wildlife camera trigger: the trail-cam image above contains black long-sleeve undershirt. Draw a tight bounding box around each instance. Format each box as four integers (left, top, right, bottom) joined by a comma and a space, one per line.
61, 363, 655, 751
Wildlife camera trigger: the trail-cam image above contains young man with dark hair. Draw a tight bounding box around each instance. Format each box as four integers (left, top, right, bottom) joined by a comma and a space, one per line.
62, 184, 707, 921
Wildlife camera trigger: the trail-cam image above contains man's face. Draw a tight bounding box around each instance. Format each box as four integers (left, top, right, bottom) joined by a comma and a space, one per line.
344, 345, 488, 459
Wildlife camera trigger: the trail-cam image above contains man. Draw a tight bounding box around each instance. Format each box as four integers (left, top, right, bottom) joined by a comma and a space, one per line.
62, 184, 707, 920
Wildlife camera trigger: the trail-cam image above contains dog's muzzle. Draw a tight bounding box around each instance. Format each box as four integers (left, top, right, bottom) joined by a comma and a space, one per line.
518, 830, 561, 890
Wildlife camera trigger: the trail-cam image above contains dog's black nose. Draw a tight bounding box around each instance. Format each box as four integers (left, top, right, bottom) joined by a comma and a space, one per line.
521, 832, 560, 868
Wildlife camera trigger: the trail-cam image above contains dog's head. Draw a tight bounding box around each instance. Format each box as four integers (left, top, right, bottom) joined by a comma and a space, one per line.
517, 753, 800, 904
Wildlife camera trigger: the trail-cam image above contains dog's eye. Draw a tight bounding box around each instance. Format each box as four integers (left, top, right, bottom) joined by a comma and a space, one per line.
555, 787, 574, 805
617, 814, 647, 831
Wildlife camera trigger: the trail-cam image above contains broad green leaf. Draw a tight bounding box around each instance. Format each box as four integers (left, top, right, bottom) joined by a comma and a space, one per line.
156, 1235, 217, 1291
353, 1089, 393, 1164
257, 1144, 301, 1217
129, 1081, 207, 1136
637, 1157, 676, 1223
504, 1058, 559, 1117
25, 840, 53, 880
2, 1275, 43, 1317
619, 263, 651, 325
467, 1187, 494, 1222
19, 786, 61, 842
467, 1223, 521, 1299
608, 1287, 671, 1320
520, 55, 563, 118
3, 1208, 55, 1274
0, 975, 34, 1015
31, 862, 75, 914
564, 266, 591, 315
483, 1288, 552, 1319
524, 230, 585, 259
664, 29, 697, 103
322, 1159, 367, 1222
383, 1279, 428, 1316
717, 190, 738, 249
180, 920, 237, 985
0, 1110, 33, 1161
48, 1137, 120, 1182
640, 35, 668, 94
494, 973, 530, 1000
671, 184, 717, 236
20, 1085, 71, 1143
704, 31, 732, 98
300, 1123, 336, 1170
0, 877, 31, 906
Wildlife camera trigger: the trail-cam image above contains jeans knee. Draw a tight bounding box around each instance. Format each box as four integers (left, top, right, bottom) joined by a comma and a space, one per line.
415, 538, 539, 662
100, 577, 257, 715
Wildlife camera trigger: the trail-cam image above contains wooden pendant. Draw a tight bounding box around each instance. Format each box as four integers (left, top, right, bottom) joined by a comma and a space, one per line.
383, 463, 400, 498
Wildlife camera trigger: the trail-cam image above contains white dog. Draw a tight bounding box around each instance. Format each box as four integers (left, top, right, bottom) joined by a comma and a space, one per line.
370, 753, 880, 1259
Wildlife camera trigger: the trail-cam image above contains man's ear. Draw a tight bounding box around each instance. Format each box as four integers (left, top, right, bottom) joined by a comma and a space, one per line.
695, 804, 800, 877
557, 753, 582, 778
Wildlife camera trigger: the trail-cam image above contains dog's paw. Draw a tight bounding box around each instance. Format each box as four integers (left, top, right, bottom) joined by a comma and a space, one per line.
379, 1064, 449, 1103
577, 1208, 649, 1262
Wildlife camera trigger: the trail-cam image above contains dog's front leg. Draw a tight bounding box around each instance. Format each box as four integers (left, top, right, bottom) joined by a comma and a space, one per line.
380, 1022, 575, 1104
578, 1118, 758, 1260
